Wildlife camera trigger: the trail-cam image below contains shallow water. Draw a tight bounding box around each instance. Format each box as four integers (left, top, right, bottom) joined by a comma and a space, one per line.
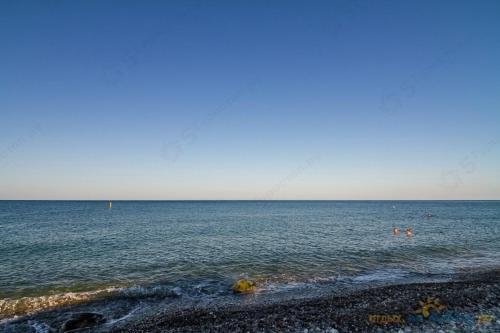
0, 200, 499, 322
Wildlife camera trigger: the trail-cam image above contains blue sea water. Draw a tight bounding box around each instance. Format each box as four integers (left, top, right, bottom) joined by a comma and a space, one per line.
0, 200, 499, 322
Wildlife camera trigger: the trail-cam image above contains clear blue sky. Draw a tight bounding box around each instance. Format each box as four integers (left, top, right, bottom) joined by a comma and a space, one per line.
1, 0, 499, 200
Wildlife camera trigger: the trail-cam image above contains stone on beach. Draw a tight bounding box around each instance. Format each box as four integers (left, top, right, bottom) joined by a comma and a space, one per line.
232, 279, 256, 293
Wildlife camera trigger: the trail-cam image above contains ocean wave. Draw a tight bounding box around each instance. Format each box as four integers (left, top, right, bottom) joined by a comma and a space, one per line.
351, 269, 410, 283
0, 266, 479, 321
0, 287, 120, 320
0, 284, 187, 320
29, 321, 52, 333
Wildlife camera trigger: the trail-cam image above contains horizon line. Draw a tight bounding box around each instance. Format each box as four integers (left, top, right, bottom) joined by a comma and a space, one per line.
1, 199, 499, 201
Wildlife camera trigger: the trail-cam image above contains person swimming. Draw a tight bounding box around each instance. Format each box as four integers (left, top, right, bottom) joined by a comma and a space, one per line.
405, 228, 413, 237
393, 227, 400, 235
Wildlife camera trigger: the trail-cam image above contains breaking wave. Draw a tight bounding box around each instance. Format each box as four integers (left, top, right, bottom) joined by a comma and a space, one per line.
0, 288, 119, 320
0, 284, 185, 320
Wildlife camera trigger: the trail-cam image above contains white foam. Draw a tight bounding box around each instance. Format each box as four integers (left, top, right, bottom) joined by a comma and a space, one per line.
105, 305, 141, 326
120, 285, 183, 298
29, 320, 52, 333
0, 284, 185, 320
0, 287, 120, 319
306, 275, 337, 283
0, 314, 20, 325
352, 269, 409, 283
263, 281, 306, 292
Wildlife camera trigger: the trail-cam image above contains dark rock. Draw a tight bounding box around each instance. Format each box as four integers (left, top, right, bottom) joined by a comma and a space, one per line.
60, 312, 105, 332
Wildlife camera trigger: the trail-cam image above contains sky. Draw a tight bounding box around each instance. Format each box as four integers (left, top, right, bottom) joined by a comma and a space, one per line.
0, 0, 499, 200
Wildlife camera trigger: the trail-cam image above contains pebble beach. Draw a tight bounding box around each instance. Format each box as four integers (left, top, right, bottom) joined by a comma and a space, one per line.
106, 269, 500, 333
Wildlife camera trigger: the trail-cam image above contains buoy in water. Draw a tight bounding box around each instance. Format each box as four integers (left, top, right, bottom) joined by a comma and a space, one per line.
232, 279, 256, 293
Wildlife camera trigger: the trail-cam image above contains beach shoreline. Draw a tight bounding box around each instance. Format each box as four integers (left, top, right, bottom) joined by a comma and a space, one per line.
1, 269, 499, 332
106, 269, 500, 333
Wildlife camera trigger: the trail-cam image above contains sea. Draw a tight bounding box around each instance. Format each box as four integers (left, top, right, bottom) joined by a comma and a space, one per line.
0, 200, 499, 331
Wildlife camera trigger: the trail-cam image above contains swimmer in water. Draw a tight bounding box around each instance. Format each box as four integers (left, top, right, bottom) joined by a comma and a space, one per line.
393, 227, 400, 236
405, 228, 413, 237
